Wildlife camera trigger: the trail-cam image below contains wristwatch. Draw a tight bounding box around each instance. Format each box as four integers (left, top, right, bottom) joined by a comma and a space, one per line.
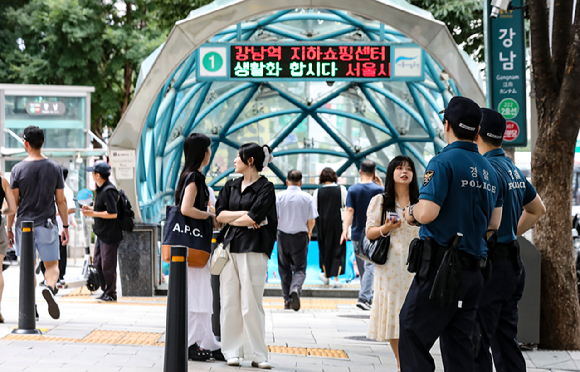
408, 204, 422, 226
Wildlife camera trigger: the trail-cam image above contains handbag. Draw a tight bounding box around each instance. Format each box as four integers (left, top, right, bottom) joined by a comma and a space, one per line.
357, 194, 391, 265
210, 227, 230, 275
162, 172, 212, 267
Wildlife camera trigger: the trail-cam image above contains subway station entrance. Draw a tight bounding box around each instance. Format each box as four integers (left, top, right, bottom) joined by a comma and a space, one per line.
109, 0, 484, 288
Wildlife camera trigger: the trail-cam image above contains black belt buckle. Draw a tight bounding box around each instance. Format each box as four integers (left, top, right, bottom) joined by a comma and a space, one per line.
478, 257, 487, 270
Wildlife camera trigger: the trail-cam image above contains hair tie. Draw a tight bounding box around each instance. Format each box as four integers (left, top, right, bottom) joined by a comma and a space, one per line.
263, 147, 273, 168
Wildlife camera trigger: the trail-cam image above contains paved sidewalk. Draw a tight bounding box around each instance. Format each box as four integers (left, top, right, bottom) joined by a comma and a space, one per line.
0, 265, 578, 371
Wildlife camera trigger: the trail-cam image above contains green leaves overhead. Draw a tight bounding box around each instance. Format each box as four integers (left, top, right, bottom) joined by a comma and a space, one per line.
409, 0, 484, 62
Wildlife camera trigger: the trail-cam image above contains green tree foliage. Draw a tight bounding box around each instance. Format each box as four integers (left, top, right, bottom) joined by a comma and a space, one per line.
409, 0, 484, 61
0, 0, 211, 135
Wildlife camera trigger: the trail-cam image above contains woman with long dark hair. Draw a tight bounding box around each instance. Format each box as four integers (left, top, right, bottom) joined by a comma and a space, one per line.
365, 155, 420, 371
313, 167, 347, 288
175, 133, 223, 361
216, 142, 277, 369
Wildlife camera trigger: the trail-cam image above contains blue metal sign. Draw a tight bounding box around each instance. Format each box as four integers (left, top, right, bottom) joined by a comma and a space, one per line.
485, 0, 527, 147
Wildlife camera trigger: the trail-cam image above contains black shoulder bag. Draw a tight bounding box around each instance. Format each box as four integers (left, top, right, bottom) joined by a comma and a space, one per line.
357, 194, 391, 265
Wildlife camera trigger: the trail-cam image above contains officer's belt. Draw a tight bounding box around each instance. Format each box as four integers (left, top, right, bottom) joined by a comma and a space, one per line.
487, 239, 522, 275
488, 241, 516, 261
408, 238, 482, 281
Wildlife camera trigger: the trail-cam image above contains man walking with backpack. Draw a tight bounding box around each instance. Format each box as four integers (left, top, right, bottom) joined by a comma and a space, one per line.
81, 161, 123, 302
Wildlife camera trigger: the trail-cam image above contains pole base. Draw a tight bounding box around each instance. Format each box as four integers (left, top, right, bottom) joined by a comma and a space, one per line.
12, 328, 42, 335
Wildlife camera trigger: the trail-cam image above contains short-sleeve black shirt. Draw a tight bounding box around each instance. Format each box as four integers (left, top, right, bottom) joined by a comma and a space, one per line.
93, 180, 123, 244
216, 176, 277, 257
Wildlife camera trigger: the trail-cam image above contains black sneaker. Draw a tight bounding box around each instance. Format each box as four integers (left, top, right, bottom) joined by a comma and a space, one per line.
188, 343, 213, 361
42, 286, 60, 319
35, 304, 39, 321
356, 300, 371, 311
212, 349, 225, 361
284, 301, 291, 310
99, 294, 117, 302
291, 291, 301, 311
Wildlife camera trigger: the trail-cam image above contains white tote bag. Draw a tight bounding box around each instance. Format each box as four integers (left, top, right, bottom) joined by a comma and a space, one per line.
210, 228, 230, 275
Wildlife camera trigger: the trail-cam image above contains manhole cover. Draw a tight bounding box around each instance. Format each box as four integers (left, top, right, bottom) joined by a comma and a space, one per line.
344, 336, 380, 342
338, 315, 370, 319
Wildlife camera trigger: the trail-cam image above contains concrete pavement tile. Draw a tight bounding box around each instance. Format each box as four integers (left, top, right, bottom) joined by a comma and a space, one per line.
527, 351, 572, 368
0, 365, 27, 372
119, 368, 162, 372
44, 329, 93, 339
372, 364, 399, 372
571, 351, 580, 360
125, 356, 161, 368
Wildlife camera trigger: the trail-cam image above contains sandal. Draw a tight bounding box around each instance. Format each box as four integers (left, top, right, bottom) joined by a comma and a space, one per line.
188, 343, 214, 361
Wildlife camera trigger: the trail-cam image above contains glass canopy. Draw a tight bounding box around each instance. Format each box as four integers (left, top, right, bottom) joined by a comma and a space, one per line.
135, 8, 468, 222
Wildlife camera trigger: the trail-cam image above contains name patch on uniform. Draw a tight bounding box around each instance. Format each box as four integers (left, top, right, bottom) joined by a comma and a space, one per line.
423, 170, 434, 186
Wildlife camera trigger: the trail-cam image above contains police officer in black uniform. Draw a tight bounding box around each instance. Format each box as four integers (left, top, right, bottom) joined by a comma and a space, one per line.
400, 97, 503, 372
473, 108, 545, 372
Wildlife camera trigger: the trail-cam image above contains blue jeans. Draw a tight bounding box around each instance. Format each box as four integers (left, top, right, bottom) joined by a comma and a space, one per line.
353, 239, 374, 302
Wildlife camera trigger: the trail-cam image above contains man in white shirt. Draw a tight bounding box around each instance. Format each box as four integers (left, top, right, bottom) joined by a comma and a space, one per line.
276, 170, 318, 311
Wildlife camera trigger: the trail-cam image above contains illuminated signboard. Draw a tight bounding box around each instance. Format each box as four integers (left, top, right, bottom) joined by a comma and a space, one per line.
196, 43, 424, 82
231, 45, 390, 80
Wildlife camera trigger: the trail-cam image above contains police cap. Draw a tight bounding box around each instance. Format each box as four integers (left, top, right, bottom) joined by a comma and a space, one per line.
439, 97, 482, 133
479, 108, 506, 140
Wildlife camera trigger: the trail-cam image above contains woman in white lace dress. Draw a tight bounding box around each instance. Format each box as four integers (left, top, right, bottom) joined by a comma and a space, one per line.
366, 156, 420, 371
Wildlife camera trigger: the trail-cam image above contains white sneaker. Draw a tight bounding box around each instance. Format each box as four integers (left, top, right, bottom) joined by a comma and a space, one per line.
319, 272, 329, 285
252, 361, 272, 369
227, 357, 241, 366
332, 280, 342, 288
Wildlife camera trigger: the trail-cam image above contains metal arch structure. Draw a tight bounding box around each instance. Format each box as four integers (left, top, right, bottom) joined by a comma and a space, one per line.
109, 0, 485, 222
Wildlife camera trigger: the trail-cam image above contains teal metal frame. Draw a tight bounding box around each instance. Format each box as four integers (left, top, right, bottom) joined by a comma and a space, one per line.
137, 9, 461, 222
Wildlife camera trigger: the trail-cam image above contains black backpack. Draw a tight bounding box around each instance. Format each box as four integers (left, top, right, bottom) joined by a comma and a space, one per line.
103, 185, 135, 232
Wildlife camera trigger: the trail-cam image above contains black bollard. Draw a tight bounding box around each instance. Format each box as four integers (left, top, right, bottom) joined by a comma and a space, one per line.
163, 245, 188, 372
210, 230, 221, 339
13, 221, 41, 334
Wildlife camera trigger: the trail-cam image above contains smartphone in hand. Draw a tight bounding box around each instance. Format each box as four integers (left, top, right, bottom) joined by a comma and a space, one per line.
387, 212, 400, 223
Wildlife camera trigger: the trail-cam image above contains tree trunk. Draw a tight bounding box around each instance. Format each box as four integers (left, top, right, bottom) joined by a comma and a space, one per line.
122, 61, 133, 115
92, 116, 103, 149
531, 96, 580, 349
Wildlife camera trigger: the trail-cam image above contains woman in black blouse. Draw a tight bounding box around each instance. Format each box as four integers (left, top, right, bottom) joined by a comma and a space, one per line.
216, 142, 277, 369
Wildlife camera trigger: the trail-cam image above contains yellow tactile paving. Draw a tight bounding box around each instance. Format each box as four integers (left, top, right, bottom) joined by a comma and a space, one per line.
2, 334, 78, 343
117, 332, 164, 346
268, 346, 348, 359
60, 292, 356, 310
263, 298, 357, 310
2, 331, 347, 358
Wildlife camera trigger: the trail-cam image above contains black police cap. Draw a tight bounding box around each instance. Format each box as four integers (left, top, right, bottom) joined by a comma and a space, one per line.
439, 96, 482, 132
479, 108, 506, 140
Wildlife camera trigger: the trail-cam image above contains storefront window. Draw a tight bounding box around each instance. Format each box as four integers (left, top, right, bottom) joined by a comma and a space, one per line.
4, 95, 86, 149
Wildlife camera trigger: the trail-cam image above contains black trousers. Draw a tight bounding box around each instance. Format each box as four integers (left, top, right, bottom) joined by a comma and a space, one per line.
399, 266, 484, 372
94, 238, 120, 297
277, 231, 309, 302
40, 240, 68, 280
474, 260, 526, 372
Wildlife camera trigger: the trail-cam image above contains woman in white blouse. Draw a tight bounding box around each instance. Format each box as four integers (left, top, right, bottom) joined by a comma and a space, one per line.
365, 156, 420, 371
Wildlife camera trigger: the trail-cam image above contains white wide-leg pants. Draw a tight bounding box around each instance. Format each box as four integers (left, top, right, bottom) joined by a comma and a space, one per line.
220, 252, 269, 363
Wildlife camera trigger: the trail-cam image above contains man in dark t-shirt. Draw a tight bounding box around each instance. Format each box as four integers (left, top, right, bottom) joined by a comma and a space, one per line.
6, 125, 70, 320
81, 161, 123, 302
341, 160, 384, 310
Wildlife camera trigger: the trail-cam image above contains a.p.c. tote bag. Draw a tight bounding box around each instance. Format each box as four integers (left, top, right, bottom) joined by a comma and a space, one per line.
162, 172, 212, 267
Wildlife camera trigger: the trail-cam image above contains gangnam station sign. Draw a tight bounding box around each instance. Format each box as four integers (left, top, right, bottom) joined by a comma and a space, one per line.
197, 43, 424, 82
